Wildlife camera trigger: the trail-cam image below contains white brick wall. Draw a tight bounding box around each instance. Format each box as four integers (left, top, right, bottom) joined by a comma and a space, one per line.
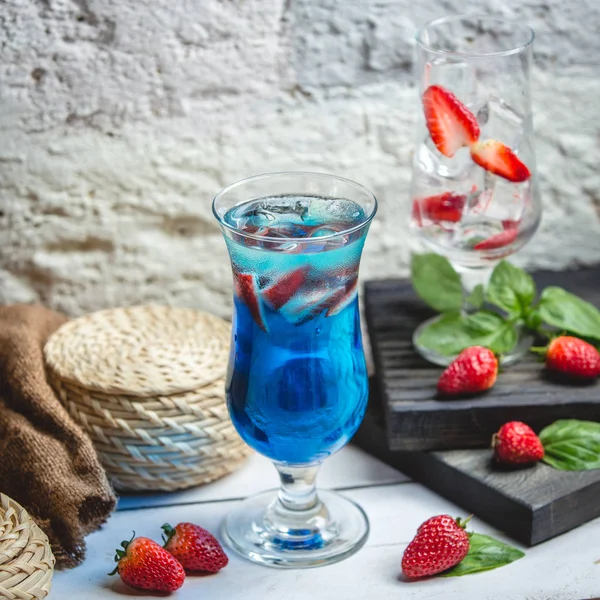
1, 0, 599, 317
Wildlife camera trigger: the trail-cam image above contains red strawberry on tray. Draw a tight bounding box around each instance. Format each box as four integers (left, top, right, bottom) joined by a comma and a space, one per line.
413, 192, 466, 225
470, 139, 530, 182
544, 335, 600, 381
422, 85, 480, 157
234, 271, 268, 332
437, 346, 498, 397
493, 421, 545, 465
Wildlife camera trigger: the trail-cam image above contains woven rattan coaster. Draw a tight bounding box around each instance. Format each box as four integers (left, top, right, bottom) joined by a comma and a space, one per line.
44, 305, 231, 397
0, 494, 54, 600
44, 306, 251, 492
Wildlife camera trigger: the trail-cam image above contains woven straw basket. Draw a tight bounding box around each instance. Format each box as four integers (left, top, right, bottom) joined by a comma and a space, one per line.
44, 306, 251, 492
0, 494, 54, 600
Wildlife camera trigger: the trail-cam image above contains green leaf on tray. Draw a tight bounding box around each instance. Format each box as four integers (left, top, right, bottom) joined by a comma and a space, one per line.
411, 254, 463, 313
465, 284, 485, 311
410, 252, 600, 351
487, 260, 536, 317
415, 313, 470, 355
463, 311, 519, 355
415, 311, 518, 356
440, 533, 525, 577
539, 419, 600, 471
533, 287, 600, 342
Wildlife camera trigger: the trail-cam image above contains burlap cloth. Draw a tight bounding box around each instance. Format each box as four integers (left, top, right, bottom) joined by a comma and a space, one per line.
0, 304, 116, 569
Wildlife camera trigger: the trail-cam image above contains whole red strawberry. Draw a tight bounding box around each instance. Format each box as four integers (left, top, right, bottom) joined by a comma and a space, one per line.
437, 346, 498, 397
402, 515, 470, 578
493, 421, 544, 465
162, 522, 228, 573
109, 534, 185, 592
545, 336, 600, 380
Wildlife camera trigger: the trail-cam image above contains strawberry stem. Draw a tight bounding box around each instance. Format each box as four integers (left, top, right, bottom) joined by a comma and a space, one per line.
529, 345, 547, 356
108, 531, 135, 576
161, 523, 176, 546
491, 432, 498, 449
456, 515, 473, 530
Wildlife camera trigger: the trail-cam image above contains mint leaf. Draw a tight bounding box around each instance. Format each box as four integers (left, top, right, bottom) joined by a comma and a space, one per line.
487, 261, 536, 317
539, 419, 600, 471
533, 287, 600, 341
463, 311, 519, 355
465, 284, 485, 311
411, 254, 463, 313
441, 533, 525, 577
415, 311, 518, 356
415, 313, 472, 355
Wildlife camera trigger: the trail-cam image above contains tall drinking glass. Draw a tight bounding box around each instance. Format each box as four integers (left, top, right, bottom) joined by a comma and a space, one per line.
410, 15, 542, 366
213, 172, 377, 568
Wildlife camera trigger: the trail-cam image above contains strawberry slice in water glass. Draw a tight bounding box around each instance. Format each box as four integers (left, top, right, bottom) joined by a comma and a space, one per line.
422, 85, 480, 157
413, 192, 466, 225
263, 267, 309, 309
474, 222, 519, 251
470, 139, 530, 182
501, 219, 520, 231
234, 272, 268, 332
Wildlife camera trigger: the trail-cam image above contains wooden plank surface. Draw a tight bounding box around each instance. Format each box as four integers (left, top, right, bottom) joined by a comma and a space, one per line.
53, 480, 600, 600
365, 266, 600, 451
355, 386, 600, 546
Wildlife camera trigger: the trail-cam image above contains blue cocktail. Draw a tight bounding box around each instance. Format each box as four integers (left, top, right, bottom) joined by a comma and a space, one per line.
213, 173, 377, 568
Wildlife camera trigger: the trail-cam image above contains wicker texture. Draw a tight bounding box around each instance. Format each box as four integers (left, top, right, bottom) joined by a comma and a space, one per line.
0, 494, 54, 600
44, 306, 251, 492
44, 306, 230, 397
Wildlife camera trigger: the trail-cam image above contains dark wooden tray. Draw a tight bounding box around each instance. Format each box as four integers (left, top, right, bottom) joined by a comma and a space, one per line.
364, 266, 600, 452
354, 394, 600, 546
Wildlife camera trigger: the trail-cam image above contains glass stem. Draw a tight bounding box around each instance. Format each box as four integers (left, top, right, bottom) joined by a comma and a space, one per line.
275, 463, 321, 512
453, 263, 493, 316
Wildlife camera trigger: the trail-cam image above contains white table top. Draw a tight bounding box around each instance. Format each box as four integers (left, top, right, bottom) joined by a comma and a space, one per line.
53, 446, 600, 600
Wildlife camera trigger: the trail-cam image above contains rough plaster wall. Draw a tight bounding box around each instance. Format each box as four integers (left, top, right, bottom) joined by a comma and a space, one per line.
1, 0, 599, 317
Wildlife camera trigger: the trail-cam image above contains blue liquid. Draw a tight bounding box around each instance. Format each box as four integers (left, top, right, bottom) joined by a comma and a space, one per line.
223, 195, 370, 465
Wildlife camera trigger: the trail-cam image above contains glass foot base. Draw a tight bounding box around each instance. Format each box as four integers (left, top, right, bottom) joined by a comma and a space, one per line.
413, 314, 534, 367
222, 489, 369, 569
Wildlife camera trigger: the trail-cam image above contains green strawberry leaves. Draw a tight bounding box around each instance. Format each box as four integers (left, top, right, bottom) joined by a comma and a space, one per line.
413, 313, 470, 356
415, 311, 518, 356
465, 284, 485, 311
410, 253, 600, 354
532, 287, 600, 342
539, 420, 600, 471
462, 312, 519, 355
486, 261, 536, 317
411, 253, 463, 313
441, 533, 525, 577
